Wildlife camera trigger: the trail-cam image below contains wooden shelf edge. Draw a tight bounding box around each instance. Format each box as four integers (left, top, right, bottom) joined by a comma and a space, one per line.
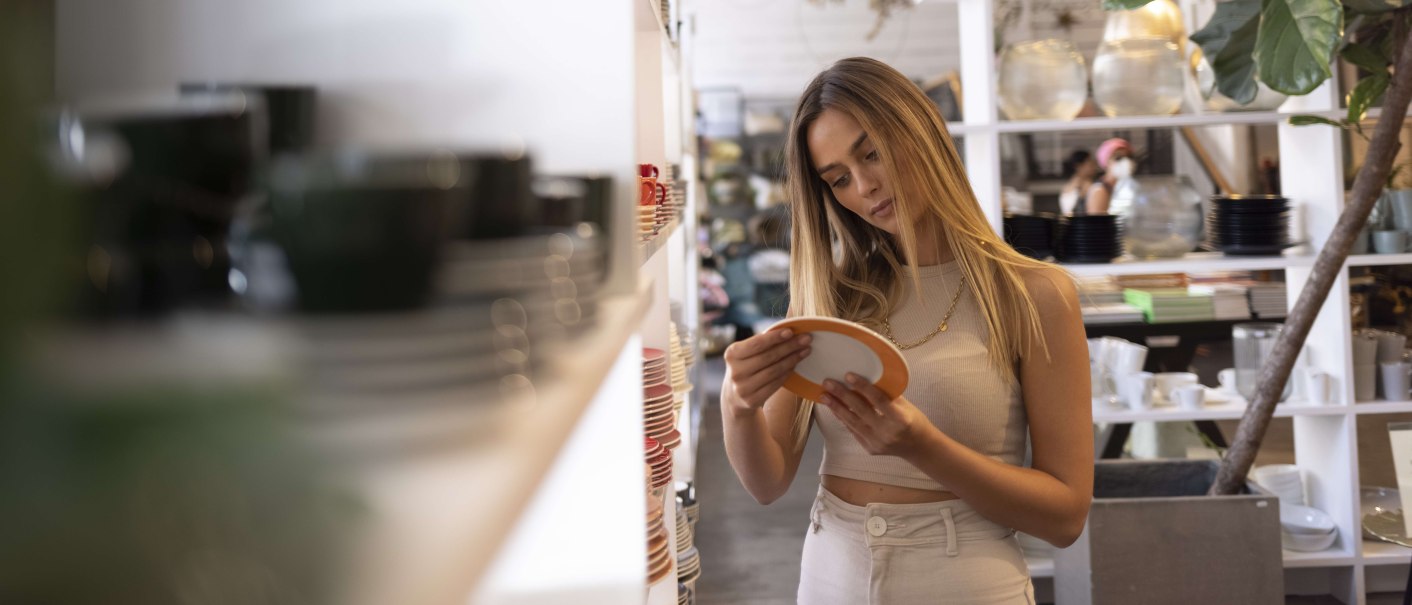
639, 219, 681, 267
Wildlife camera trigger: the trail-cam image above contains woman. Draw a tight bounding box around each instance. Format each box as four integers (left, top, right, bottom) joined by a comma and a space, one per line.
719, 57, 1093, 604
1084, 137, 1134, 215
1058, 149, 1099, 215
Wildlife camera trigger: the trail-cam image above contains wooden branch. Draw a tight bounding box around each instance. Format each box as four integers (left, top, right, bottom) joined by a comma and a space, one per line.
1209, 32, 1412, 495
1179, 127, 1236, 195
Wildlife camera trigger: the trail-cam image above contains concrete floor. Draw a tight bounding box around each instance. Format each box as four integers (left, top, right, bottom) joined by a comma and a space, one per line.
691, 352, 1410, 604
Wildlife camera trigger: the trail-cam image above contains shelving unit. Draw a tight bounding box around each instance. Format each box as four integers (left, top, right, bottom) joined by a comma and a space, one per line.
55, 1, 702, 604
949, 0, 1398, 600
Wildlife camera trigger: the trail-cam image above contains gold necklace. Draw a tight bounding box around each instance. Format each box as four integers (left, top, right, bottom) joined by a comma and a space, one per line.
881, 275, 967, 350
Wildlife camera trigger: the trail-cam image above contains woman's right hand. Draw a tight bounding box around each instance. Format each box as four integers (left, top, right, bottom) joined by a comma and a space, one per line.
722, 328, 812, 413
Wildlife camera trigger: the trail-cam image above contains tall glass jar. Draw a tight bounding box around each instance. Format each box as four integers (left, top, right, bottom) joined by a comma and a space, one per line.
1092, 37, 1185, 117
1233, 323, 1293, 401
996, 39, 1088, 121
1102, 0, 1186, 52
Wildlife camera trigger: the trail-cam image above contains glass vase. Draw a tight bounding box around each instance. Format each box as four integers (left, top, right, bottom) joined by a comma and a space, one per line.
1121, 175, 1203, 259
997, 39, 1088, 121
1092, 37, 1185, 117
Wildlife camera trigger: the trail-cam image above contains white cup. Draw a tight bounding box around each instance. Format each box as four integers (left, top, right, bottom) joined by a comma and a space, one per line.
1155, 372, 1199, 402
1087, 338, 1103, 365
1381, 361, 1412, 401
1121, 371, 1155, 410
1174, 384, 1206, 410
1217, 368, 1238, 393
1377, 331, 1409, 364
1356, 363, 1379, 402
1112, 341, 1149, 375
1299, 369, 1334, 405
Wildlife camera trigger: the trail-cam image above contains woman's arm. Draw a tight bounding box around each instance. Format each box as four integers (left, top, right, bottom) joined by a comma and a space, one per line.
1086, 182, 1111, 215
818, 267, 1093, 546
721, 329, 815, 505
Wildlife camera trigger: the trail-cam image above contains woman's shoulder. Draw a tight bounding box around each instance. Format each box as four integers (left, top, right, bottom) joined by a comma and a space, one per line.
1014, 264, 1078, 305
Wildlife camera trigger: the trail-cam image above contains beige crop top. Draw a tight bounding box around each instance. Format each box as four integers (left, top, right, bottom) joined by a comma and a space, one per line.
815, 261, 1028, 491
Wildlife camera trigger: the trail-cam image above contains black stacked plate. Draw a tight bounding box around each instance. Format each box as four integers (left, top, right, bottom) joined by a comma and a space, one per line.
1003, 213, 1057, 260
1057, 214, 1123, 263
1205, 195, 1291, 256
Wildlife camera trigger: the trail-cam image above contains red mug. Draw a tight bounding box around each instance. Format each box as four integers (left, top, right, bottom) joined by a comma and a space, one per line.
639, 178, 666, 206
639, 164, 660, 179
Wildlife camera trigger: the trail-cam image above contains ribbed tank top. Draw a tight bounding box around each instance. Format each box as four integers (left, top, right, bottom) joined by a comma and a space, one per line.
815, 261, 1028, 491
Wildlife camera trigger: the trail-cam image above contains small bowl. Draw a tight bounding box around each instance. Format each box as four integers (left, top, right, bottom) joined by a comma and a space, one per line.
1281, 528, 1337, 552
1280, 503, 1337, 535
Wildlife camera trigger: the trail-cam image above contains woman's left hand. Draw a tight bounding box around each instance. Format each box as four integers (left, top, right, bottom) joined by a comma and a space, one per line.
819, 373, 935, 458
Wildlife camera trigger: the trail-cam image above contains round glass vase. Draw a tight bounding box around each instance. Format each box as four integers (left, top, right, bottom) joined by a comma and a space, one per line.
1092, 36, 1185, 117
1120, 175, 1203, 259
996, 39, 1088, 121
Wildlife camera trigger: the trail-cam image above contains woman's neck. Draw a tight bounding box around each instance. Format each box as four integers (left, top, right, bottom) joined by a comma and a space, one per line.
907, 220, 954, 266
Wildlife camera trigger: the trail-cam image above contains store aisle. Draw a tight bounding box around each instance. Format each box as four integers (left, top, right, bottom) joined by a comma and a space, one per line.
694, 357, 823, 605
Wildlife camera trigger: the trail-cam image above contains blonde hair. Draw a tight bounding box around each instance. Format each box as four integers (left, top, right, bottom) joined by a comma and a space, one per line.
783, 57, 1066, 440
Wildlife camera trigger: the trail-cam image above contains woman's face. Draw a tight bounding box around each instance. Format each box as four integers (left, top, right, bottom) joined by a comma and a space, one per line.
807, 108, 898, 234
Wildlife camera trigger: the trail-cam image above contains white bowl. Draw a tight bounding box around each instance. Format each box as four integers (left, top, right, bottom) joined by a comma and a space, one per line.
1281, 528, 1337, 552
1280, 503, 1337, 535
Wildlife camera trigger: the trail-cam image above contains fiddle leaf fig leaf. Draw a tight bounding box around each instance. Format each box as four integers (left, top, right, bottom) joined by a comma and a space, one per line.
1190, 0, 1263, 105
1254, 0, 1344, 96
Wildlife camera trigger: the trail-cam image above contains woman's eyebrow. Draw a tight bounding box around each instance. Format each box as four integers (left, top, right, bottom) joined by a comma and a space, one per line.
815, 132, 870, 174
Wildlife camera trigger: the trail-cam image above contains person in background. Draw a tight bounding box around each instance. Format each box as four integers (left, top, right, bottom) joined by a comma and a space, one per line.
718, 57, 1092, 604
1085, 137, 1133, 215
1058, 149, 1099, 215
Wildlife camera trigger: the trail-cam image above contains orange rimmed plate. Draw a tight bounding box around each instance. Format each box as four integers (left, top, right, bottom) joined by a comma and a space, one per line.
766, 316, 909, 403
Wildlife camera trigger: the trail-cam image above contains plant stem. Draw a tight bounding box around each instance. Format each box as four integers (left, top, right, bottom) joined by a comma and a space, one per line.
1209, 20, 1412, 495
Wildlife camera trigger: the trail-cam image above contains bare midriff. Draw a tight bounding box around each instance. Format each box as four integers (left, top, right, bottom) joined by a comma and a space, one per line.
822, 474, 960, 506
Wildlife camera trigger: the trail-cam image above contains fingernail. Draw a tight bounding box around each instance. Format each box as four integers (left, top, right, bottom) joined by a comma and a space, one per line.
779, 329, 794, 339
823, 380, 839, 392
845, 373, 860, 385
798, 334, 812, 345
799, 348, 811, 358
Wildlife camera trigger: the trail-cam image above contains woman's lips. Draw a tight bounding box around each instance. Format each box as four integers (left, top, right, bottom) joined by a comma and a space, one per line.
871, 198, 894, 218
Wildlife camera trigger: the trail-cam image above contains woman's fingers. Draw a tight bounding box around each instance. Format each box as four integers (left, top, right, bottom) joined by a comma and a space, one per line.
735, 347, 810, 399
823, 379, 878, 424
724, 330, 812, 378
844, 373, 892, 410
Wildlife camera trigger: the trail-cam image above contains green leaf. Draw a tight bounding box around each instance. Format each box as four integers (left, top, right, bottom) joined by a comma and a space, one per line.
1347, 73, 1389, 123
1255, 0, 1344, 96
1103, 0, 1156, 10
1343, 0, 1411, 14
1190, 0, 1263, 105
1289, 115, 1348, 127
1341, 40, 1390, 74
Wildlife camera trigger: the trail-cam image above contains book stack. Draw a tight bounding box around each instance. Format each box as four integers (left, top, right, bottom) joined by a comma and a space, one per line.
1077, 276, 1125, 306
1247, 282, 1288, 319
1188, 284, 1253, 321
1123, 287, 1216, 324
1083, 303, 1147, 325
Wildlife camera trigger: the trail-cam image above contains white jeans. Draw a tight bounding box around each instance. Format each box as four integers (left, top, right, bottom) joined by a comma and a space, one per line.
798, 486, 1035, 605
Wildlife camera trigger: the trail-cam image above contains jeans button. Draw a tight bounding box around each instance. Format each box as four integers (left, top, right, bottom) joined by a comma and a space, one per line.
866, 516, 887, 537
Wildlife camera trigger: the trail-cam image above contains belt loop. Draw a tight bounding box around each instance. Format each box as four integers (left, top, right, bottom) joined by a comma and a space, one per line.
810, 498, 822, 533
941, 507, 958, 557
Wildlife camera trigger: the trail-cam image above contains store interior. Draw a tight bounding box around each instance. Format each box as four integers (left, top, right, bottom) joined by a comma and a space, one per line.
4, 0, 1412, 604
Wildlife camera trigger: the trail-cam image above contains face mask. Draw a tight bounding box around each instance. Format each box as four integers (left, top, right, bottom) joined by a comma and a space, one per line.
1108, 158, 1134, 179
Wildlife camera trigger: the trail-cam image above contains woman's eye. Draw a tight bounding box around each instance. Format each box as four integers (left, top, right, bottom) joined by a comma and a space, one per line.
831, 174, 849, 188
865, 150, 879, 161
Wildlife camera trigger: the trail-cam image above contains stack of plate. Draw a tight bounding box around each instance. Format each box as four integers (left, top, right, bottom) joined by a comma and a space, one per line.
646, 487, 674, 585
1205, 195, 1292, 256
678, 482, 701, 527
676, 499, 702, 589
646, 436, 673, 494
669, 323, 693, 414
1280, 502, 1338, 552
645, 348, 682, 449
1002, 213, 1057, 260
1058, 214, 1123, 263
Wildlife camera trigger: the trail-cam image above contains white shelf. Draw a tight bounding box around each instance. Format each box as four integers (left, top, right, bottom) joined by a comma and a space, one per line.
339, 287, 653, 605
1060, 249, 1313, 277
1093, 398, 1347, 424
1362, 540, 1412, 565
980, 111, 1313, 135
1281, 547, 1359, 568
1352, 400, 1412, 415
1348, 253, 1412, 267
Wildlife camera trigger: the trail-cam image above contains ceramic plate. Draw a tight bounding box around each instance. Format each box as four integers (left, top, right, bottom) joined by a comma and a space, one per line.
766, 316, 908, 402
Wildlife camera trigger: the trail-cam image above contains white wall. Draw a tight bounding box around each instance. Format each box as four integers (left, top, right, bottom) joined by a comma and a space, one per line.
56, 0, 636, 175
